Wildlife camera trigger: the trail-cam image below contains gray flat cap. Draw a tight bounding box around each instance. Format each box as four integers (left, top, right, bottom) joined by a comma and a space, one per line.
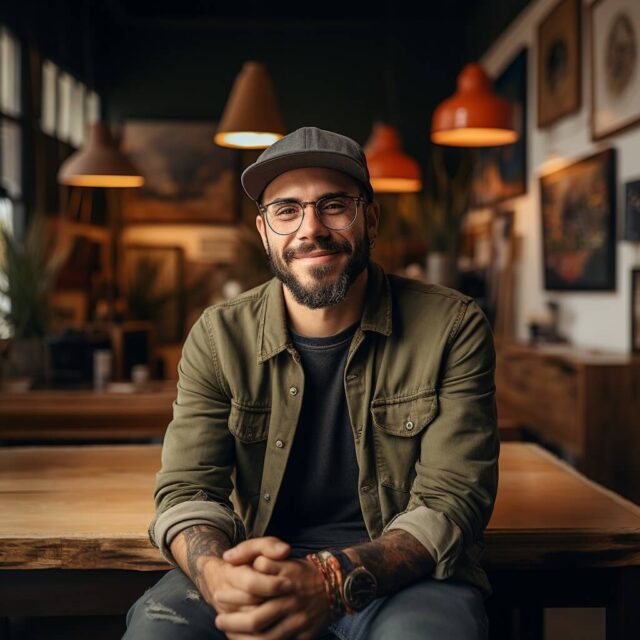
240, 126, 374, 203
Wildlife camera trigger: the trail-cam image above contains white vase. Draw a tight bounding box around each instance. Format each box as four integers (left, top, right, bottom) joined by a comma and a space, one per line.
426, 252, 459, 289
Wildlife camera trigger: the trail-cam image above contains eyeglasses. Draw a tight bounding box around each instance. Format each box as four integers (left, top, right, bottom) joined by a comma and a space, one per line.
257, 194, 365, 235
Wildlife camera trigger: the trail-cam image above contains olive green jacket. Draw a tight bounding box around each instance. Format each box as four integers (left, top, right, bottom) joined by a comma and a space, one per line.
149, 260, 500, 599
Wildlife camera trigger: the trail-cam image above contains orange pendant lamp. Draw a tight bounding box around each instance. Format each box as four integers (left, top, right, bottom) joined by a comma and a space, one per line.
431, 63, 517, 147
364, 122, 422, 193
215, 61, 286, 149
57, 122, 144, 188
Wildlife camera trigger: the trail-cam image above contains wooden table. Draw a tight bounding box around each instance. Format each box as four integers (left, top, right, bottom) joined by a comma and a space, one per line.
1, 443, 639, 639
0, 381, 176, 441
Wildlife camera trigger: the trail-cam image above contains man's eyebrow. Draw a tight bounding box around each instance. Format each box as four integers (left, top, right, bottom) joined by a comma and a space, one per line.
266, 191, 351, 204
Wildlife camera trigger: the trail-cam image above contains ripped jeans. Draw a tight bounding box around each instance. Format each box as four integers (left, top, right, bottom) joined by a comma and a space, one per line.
123, 568, 488, 640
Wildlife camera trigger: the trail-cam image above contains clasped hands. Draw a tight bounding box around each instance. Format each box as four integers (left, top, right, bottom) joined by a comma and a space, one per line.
206, 536, 334, 640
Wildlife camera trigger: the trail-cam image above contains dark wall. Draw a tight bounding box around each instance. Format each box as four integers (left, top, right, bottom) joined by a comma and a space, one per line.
98, 18, 470, 171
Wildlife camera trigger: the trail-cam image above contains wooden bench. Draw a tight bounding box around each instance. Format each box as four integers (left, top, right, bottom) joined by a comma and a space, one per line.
1, 443, 638, 639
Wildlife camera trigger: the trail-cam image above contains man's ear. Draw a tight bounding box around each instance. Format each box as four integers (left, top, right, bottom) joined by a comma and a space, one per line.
366, 200, 380, 243
256, 214, 269, 253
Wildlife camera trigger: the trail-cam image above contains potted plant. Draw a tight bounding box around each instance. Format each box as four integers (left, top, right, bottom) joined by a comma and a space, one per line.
422, 145, 473, 288
0, 214, 62, 388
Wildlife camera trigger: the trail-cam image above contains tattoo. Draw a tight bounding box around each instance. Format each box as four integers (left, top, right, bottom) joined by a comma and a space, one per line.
181, 525, 231, 592
344, 529, 436, 598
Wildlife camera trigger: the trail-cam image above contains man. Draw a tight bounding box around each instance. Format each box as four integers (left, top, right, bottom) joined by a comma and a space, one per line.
125, 126, 499, 639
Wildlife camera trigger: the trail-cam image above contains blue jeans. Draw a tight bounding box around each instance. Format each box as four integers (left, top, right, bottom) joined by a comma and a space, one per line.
124, 568, 488, 639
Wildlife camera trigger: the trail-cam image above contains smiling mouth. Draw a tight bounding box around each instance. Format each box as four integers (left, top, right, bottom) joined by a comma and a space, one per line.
296, 251, 341, 259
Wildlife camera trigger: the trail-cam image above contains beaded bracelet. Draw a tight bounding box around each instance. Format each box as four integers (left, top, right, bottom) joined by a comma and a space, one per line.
306, 551, 347, 620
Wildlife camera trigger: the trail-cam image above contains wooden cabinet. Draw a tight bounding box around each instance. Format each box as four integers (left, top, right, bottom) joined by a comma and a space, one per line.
495, 339, 640, 504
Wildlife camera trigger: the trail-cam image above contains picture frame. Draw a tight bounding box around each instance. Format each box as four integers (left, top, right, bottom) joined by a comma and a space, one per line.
471, 48, 528, 208
121, 120, 240, 224
623, 179, 640, 242
539, 149, 616, 291
537, 0, 581, 128
121, 244, 186, 343
591, 0, 640, 140
632, 268, 640, 353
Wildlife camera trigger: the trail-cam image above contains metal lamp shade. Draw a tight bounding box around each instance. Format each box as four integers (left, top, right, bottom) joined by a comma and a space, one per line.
57, 123, 144, 188
214, 61, 286, 149
431, 63, 517, 147
364, 122, 422, 193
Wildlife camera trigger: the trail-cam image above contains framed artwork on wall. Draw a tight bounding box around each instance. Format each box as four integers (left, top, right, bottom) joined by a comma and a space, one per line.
591, 0, 640, 140
624, 179, 640, 241
539, 149, 616, 291
121, 120, 240, 224
632, 268, 640, 353
471, 48, 528, 208
537, 0, 581, 128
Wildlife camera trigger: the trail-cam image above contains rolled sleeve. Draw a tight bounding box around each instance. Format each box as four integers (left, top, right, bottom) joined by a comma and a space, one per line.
382, 506, 464, 579
384, 299, 499, 580
149, 310, 246, 565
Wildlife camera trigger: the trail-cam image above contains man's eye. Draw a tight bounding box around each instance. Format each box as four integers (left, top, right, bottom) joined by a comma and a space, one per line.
274, 207, 299, 217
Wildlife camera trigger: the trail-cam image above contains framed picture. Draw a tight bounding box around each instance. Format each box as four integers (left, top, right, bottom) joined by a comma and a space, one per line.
624, 179, 640, 241
539, 149, 616, 291
537, 0, 581, 127
121, 120, 239, 224
121, 244, 186, 343
591, 0, 640, 140
471, 48, 528, 208
632, 268, 640, 353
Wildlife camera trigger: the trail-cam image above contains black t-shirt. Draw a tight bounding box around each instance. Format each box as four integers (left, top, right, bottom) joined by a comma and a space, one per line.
264, 320, 370, 556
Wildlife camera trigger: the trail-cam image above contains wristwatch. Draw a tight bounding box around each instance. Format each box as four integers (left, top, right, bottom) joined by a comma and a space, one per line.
328, 549, 378, 611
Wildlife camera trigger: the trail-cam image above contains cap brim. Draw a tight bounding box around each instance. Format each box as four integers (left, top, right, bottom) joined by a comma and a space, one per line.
241, 150, 371, 201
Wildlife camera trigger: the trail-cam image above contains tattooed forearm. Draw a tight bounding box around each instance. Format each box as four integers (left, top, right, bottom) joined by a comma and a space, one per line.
343, 529, 436, 598
180, 524, 232, 591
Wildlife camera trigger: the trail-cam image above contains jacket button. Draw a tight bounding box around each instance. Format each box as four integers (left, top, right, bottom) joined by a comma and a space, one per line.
289, 386, 298, 396
405, 420, 415, 431
346, 373, 359, 381
263, 492, 271, 501
360, 485, 370, 493
275, 439, 284, 448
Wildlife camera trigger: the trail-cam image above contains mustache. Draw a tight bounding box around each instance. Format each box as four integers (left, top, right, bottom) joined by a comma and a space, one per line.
283, 238, 352, 262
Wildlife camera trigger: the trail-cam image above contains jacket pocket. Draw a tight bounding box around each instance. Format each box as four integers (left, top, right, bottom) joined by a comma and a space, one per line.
370, 388, 438, 492
228, 401, 271, 443
229, 402, 270, 502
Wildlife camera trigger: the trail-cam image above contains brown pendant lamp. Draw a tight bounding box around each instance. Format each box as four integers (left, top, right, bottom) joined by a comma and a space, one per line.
431, 63, 517, 147
214, 61, 286, 149
57, 122, 144, 187
364, 122, 422, 193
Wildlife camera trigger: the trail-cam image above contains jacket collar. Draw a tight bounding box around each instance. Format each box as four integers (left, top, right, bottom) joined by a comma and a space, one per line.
257, 260, 392, 364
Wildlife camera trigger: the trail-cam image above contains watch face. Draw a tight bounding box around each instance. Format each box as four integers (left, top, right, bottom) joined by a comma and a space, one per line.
344, 567, 378, 611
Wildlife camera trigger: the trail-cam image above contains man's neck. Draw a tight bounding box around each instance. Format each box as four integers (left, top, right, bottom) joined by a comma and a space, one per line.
283, 267, 368, 338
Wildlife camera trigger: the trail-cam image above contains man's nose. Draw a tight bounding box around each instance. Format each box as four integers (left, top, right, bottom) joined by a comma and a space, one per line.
295, 203, 330, 239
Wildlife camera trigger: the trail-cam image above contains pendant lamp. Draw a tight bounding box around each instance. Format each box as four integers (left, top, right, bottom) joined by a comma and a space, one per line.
57, 122, 144, 187
215, 61, 286, 149
364, 123, 422, 193
431, 63, 517, 147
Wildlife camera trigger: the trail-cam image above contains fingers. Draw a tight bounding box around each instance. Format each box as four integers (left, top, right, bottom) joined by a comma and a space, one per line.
215, 595, 300, 638
252, 555, 282, 575
223, 536, 290, 565
228, 564, 293, 599
214, 587, 263, 607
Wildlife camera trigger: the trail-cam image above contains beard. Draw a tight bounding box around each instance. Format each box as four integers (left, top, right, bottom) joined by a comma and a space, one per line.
265, 229, 370, 309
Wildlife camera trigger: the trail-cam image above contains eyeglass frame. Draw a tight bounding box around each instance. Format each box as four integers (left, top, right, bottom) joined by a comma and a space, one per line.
256, 192, 368, 236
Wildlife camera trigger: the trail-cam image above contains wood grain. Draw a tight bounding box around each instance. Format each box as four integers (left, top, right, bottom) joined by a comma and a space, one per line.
1, 442, 639, 572
495, 339, 640, 504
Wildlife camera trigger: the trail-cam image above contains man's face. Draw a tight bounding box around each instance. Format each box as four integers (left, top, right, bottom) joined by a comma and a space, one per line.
255, 167, 378, 309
